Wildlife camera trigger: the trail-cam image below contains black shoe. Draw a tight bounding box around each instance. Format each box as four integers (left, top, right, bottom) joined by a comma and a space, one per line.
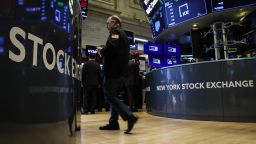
124, 116, 138, 134
99, 124, 120, 130
90, 111, 95, 114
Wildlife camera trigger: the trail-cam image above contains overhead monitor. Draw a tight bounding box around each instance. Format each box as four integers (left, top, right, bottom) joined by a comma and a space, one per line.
52, 1, 71, 32
164, 44, 181, 55
144, 42, 163, 55
211, 0, 256, 12
149, 6, 166, 38
139, 0, 164, 18
80, 0, 88, 19
162, 55, 181, 67
164, 0, 207, 28
148, 55, 163, 67
15, 0, 51, 21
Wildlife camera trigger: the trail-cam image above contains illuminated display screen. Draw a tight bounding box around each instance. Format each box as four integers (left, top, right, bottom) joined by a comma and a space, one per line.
80, 0, 88, 19
164, 44, 180, 55
15, 0, 71, 33
0, 36, 4, 54
212, 0, 256, 12
144, 43, 163, 55
162, 55, 181, 66
16, 0, 50, 21
148, 55, 162, 67
148, 55, 180, 67
164, 0, 207, 28
53, 1, 70, 32
85, 45, 97, 56
150, 6, 166, 38
139, 0, 164, 18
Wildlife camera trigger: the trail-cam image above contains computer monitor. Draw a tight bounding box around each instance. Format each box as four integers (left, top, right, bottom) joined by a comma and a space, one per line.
144, 42, 163, 55
164, 44, 181, 55
85, 45, 97, 57
162, 55, 181, 66
148, 55, 163, 67
164, 0, 208, 28
80, 0, 89, 19
211, 0, 256, 12
149, 6, 166, 38
139, 0, 164, 18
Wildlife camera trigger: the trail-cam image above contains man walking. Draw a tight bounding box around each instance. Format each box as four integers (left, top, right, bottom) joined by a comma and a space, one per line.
97, 15, 138, 134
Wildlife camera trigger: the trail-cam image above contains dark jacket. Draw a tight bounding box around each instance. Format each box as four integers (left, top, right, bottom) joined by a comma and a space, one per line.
126, 61, 140, 86
100, 27, 130, 79
82, 60, 101, 86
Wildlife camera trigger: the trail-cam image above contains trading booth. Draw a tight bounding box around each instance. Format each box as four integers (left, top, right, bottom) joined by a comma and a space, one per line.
140, 0, 256, 122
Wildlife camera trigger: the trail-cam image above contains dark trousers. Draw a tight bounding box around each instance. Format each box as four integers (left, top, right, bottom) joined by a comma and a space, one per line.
103, 77, 133, 124
83, 85, 98, 113
126, 85, 139, 110
96, 86, 105, 111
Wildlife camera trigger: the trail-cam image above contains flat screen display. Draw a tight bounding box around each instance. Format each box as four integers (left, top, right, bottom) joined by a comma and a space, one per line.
139, 0, 164, 18
164, 44, 180, 55
16, 0, 51, 21
149, 6, 166, 38
164, 0, 207, 28
15, 0, 71, 33
80, 0, 88, 19
85, 45, 97, 56
212, 0, 256, 12
148, 55, 162, 67
162, 55, 181, 66
144, 43, 163, 55
52, 1, 71, 32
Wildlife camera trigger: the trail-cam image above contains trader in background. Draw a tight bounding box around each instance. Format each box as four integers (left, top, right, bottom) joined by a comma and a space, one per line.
82, 55, 101, 114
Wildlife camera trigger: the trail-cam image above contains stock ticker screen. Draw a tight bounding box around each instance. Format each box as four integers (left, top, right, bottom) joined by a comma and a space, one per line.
139, 0, 164, 18
164, 44, 180, 55
80, 0, 88, 19
16, 0, 71, 33
164, 0, 207, 28
211, 0, 256, 12
148, 55, 181, 67
162, 55, 181, 66
140, 0, 166, 38
148, 55, 162, 67
144, 43, 163, 55
149, 6, 166, 38
16, 0, 50, 21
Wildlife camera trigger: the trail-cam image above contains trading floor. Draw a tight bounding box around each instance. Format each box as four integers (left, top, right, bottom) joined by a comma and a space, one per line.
80, 112, 256, 144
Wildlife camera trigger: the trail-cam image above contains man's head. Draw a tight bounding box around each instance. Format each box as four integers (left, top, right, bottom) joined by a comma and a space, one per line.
88, 54, 95, 60
106, 15, 122, 31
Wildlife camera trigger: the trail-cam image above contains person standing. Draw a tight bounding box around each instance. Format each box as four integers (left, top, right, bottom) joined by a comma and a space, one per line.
97, 15, 138, 134
125, 59, 140, 112
82, 55, 101, 114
